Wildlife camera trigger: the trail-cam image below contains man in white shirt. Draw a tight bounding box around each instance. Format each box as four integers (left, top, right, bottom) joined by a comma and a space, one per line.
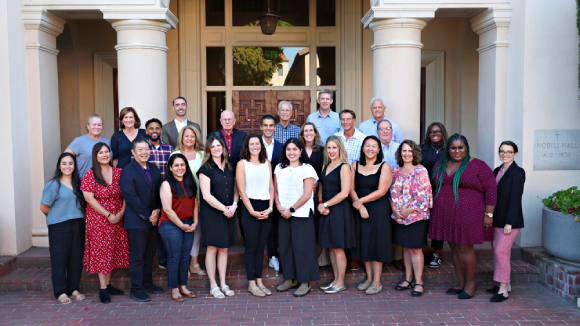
333, 109, 366, 164
161, 97, 202, 148
377, 119, 401, 169
358, 97, 403, 143
306, 89, 342, 145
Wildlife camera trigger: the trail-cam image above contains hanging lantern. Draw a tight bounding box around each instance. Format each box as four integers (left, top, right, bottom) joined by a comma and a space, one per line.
258, 0, 281, 35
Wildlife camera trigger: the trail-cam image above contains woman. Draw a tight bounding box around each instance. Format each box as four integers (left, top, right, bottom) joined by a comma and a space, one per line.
41, 153, 87, 304
274, 138, 319, 297
236, 134, 275, 297
65, 113, 111, 178
171, 125, 206, 276
487, 141, 525, 302
430, 134, 497, 299
420, 122, 449, 269
81, 143, 129, 304
390, 140, 433, 297
159, 153, 199, 302
350, 136, 392, 295
198, 136, 238, 299
317, 136, 355, 294
299, 122, 329, 269
111, 107, 147, 168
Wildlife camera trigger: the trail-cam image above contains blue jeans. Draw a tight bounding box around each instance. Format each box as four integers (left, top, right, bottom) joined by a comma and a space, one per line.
158, 218, 194, 289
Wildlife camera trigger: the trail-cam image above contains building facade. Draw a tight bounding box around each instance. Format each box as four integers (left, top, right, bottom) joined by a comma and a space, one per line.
1, 0, 579, 255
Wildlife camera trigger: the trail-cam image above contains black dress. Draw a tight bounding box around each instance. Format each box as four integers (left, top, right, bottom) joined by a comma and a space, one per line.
351, 162, 392, 263
308, 149, 324, 179
198, 161, 237, 248
318, 163, 356, 249
111, 129, 147, 169
420, 142, 444, 250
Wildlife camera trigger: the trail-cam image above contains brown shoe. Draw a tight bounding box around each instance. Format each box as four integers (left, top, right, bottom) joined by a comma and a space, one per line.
392, 259, 405, 270
171, 293, 184, 302
348, 260, 360, 271
179, 289, 196, 298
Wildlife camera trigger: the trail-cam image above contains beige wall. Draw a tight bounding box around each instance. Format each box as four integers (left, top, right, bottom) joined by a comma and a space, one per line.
166, 0, 179, 121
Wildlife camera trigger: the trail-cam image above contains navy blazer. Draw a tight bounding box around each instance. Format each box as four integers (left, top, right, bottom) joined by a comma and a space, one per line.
270, 140, 283, 172
493, 162, 526, 229
119, 160, 162, 230
207, 129, 247, 169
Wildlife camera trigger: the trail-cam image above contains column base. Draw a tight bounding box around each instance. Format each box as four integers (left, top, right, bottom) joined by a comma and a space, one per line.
32, 227, 49, 247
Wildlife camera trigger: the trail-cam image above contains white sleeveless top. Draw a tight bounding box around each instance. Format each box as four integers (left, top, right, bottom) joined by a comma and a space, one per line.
243, 160, 271, 200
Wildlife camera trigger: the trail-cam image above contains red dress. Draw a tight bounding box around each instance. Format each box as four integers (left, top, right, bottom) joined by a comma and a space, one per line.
429, 158, 497, 245
81, 168, 130, 274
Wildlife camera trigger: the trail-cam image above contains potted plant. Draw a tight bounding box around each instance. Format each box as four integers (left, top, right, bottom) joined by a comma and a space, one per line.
542, 186, 580, 262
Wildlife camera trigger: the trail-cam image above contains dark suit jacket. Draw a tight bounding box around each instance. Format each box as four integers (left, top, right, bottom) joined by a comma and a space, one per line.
161, 119, 202, 148
120, 160, 162, 230
493, 162, 526, 229
207, 129, 247, 169
270, 140, 283, 172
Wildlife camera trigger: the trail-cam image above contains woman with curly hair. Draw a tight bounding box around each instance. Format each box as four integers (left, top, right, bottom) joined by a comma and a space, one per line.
429, 134, 496, 300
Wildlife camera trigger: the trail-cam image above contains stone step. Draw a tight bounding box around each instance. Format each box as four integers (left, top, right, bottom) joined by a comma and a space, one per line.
0, 259, 539, 293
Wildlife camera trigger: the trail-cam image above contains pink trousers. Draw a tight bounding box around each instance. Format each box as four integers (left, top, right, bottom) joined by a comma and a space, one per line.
492, 227, 519, 283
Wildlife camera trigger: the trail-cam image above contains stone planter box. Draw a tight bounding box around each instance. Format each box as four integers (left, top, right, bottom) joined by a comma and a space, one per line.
542, 206, 580, 263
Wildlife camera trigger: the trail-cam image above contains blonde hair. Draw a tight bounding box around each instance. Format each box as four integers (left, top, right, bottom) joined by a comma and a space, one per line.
176, 126, 203, 152
323, 135, 349, 166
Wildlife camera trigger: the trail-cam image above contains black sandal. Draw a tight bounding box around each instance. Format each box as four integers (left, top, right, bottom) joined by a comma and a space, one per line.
411, 284, 424, 297
395, 279, 414, 291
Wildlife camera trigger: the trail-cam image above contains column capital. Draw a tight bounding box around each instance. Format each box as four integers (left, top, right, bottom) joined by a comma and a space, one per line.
369, 18, 427, 51
369, 18, 427, 32
362, 7, 435, 28
111, 19, 172, 33
21, 8, 66, 37
102, 8, 178, 29
470, 7, 512, 35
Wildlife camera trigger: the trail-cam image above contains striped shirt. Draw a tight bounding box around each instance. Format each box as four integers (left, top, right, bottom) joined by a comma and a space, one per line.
334, 128, 367, 164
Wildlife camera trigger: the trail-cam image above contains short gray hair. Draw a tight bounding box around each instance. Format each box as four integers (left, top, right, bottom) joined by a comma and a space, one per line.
278, 100, 293, 111
220, 110, 235, 120
87, 113, 103, 125
370, 97, 386, 109
318, 89, 334, 100
377, 119, 392, 130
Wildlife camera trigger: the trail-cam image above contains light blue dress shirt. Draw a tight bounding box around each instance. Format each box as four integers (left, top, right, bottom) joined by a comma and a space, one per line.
306, 110, 342, 145
381, 140, 401, 169
358, 116, 404, 144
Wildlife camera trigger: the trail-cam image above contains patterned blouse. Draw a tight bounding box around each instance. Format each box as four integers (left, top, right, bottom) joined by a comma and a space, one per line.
390, 164, 433, 225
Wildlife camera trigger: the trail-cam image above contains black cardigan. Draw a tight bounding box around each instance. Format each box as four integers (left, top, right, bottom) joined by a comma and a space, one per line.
493, 162, 526, 229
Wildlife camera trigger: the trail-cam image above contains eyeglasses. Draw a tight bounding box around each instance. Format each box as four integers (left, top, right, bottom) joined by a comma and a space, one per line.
429, 130, 442, 135
499, 150, 514, 155
378, 127, 392, 132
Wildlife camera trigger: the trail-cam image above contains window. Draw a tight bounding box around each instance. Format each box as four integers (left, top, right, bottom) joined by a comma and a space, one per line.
277, 65, 283, 76
317, 47, 336, 86
316, 0, 335, 26
233, 47, 311, 86
205, 0, 225, 26
206, 47, 225, 86
207, 92, 226, 133
232, 0, 309, 26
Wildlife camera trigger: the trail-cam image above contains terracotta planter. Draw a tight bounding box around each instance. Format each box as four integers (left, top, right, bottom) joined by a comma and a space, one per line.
542, 206, 580, 263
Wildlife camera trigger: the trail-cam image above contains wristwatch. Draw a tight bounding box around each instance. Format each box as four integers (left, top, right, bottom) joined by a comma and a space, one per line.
289, 207, 296, 213
323, 202, 328, 208
485, 213, 493, 218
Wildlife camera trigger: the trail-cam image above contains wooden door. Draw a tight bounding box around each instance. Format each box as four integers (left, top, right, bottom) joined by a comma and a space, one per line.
233, 90, 310, 135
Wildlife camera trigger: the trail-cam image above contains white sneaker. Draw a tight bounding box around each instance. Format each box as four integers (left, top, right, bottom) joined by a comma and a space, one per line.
269, 256, 280, 272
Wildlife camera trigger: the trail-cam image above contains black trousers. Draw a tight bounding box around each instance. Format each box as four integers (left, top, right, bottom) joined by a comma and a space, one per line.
278, 211, 320, 283
241, 199, 272, 280
431, 239, 444, 251
48, 218, 85, 299
127, 226, 158, 294
266, 208, 279, 259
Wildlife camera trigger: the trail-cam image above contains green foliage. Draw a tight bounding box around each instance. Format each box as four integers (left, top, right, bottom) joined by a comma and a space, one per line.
542, 186, 580, 222
233, 47, 283, 86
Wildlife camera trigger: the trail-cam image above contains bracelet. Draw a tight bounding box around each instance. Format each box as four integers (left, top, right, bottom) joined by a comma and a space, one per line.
107, 213, 112, 218
319, 200, 323, 204
232, 202, 238, 206
268, 207, 273, 213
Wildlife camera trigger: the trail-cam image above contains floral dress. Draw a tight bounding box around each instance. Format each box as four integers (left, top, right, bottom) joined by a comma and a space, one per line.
81, 168, 130, 274
390, 165, 433, 225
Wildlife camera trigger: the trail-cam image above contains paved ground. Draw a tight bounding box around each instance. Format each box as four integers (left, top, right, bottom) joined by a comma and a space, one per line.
0, 283, 578, 326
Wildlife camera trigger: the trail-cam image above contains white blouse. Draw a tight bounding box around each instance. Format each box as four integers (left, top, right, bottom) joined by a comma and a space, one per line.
274, 163, 318, 218
242, 160, 271, 200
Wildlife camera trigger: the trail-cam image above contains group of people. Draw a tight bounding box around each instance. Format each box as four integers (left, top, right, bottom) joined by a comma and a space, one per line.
41, 90, 526, 305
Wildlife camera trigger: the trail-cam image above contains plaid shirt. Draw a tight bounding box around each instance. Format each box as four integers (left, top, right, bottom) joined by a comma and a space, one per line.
334, 128, 367, 164
273, 122, 300, 144
148, 141, 174, 179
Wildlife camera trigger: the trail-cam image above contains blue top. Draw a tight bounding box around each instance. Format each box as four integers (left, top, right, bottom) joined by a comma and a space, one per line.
273, 122, 300, 144
381, 140, 401, 169
358, 117, 404, 144
41, 180, 84, 225
306, 110, 342, 145
66, 134, 111, 178
111, 129, 147, 169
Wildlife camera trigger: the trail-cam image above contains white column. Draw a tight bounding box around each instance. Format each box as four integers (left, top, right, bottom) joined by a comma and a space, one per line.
471, 8, 511, 166
369, 18, 426, 142
22, 8, 66, 247
112, 20, 171, 124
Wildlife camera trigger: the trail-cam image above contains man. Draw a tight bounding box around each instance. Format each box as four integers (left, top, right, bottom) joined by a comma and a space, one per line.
376, 119, 404, 270
161, 97, 202, 148
260, 115, 283, 272
207, 110, 247, 169
65, 113, 111, 178
377, 119, 401, 170
358, 97, 403, 143
306, 89, 342, 144
273, 101, 300, 144
119, 138, 165, 302
333, 109, 366, 164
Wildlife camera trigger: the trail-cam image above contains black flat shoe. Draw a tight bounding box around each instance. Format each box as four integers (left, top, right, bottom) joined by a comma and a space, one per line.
411, 284, 424, 297
458, 286, 477, 299
490, 292, 508, 302
485, 286, 500, 294
107, 284, 124, 296
99, 289, 111, 304
145, 284, 165, 294
395, 279, 414, 291
446, 287, 463, 295
129, 292, 152, 302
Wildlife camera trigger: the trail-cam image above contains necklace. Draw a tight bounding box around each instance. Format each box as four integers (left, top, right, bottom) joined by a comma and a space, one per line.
431, 144, 443, 154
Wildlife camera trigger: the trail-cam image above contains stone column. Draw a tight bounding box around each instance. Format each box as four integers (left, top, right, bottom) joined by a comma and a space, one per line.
369, 18, 426, 142
112, 20, 171, 123
22, 8, 66, 247
471, 8, 511, 166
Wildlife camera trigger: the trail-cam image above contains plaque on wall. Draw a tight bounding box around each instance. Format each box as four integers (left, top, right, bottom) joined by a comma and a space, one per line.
534, 130, 580, 170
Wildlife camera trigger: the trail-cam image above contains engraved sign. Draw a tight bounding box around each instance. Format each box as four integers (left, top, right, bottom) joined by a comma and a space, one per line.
534, 130, 580, 170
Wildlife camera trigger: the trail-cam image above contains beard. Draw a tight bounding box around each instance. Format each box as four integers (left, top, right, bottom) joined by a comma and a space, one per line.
148, 133, 160, 142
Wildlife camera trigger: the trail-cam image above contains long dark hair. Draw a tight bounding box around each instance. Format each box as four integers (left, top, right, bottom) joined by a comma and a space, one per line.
50, 153, 85, 211
239, 134, 267, 163
359, 136, 383, 166
278, 138, 309, 169
432, 133, 471, 203
423, 122, 449, 148
91, 142, 113, 187
165, 153, 197, 199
